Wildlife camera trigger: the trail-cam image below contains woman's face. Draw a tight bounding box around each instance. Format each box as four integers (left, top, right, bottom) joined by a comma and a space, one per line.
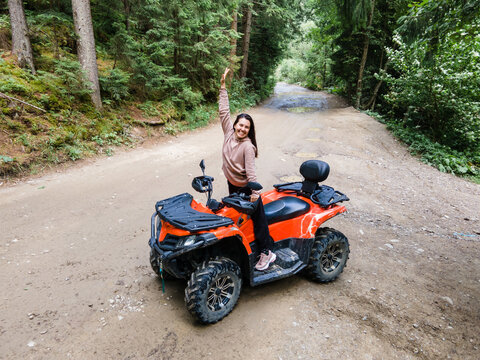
234, 118, 250, 139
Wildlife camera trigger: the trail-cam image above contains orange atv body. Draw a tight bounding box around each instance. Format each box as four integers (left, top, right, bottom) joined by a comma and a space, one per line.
149, 160, 350, 324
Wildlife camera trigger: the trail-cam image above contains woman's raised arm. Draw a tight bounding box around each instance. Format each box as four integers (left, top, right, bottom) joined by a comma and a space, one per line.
219, 68, 232, 135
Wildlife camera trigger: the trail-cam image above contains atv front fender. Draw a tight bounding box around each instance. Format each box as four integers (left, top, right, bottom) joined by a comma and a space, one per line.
210, 226, 252, 254
149, 222, 250, 278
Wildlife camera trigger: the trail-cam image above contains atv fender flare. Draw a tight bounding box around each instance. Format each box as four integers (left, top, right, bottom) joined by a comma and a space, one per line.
211, 226, 253, 254
299, 205, 347, 238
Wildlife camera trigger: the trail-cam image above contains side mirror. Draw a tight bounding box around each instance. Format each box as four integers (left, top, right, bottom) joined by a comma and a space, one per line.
199, 159, 205, 175
247, 181, 263, 191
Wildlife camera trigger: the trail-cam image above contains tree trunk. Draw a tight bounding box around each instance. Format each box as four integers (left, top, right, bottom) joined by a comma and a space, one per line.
240, 5, 253, 79
228, 9, 238, 81
71, 0, 102, 110
123, 0, 130, 32
365, 51, 389, 110
355, 0, 375, 109
7, 0, 35, 74
173, 8, 180, 75
322, 45, 327, 87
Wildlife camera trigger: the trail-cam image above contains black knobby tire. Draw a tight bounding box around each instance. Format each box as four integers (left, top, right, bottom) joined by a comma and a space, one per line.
305, 227, 350, 283
184, 257, 242, 324
149, 249, 175, 280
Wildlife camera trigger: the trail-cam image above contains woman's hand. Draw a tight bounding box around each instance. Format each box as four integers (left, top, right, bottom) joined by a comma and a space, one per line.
220, 68, 230, 89
250, 193, 259, 202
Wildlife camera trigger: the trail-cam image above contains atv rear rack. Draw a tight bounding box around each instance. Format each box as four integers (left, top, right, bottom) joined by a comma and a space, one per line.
274, 182, 349, 207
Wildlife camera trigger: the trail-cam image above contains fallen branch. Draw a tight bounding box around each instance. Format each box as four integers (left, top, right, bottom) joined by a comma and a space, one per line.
0, 92, 46, 113
136, 118, 166, 126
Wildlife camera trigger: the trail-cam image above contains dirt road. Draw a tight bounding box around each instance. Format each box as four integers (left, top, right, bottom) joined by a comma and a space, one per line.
1, 83, 479, 360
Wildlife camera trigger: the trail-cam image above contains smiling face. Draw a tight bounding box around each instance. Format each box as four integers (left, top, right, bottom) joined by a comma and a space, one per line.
234, 117, 251, 140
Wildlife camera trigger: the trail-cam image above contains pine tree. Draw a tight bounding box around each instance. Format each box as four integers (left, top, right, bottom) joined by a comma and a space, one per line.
71, 0, 102, 109
7, 0, 36, 73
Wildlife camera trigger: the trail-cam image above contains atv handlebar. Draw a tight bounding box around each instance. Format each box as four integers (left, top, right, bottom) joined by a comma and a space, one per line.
191, 160, 262, 214
221, 192, 258, 215
192, 175, 214, 193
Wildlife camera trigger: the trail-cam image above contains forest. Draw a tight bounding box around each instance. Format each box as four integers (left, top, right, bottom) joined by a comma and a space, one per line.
0, 0, 479, 182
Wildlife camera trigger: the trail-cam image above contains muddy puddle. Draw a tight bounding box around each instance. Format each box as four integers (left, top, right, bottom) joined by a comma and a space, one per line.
265, 82, 329, 112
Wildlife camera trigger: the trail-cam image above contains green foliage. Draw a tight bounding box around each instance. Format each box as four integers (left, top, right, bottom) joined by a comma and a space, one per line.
184, 104, 216, 130
383, 7, 480, 153
276, 58, 308, 84
173, 87, 204, 111
0, 14, 10, 48
275, 21, 315, 85
93, 0, 234, 102
0, 155, 14, 163
0, 14, 9, 27
64, 145, 83, 161
340, 0, 372, 31
53, 58, 92, 101
296, 0, 479, 181
29, 11, 75, 58
397, 0, 480, 59
99, 68, 131, 102
385, 119, 479, 177
138, 101, 161, 117
3, 0, 293, 106
247, 0, 301, 98
0, 77, 30, 95
228, 78, 259, 112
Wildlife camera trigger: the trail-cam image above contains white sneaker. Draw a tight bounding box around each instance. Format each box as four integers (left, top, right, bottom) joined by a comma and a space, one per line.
255, 251, 276, 271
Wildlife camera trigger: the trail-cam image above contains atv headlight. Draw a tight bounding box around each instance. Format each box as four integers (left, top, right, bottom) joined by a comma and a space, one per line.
176, 235, 197, 248
173, 233, 217, 249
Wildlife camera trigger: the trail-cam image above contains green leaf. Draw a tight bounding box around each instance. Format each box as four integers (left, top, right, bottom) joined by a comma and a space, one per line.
0, 155, 14, 163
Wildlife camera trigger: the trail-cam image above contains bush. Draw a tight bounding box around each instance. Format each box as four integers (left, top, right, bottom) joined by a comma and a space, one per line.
184, 104, 215, 129
386, 119, 479, 177
99, 68, 131, 103
64, 145, 83, 161
383, 32, 480, 154
53, 58, 92, 102
0, 77, 30, 96
175, 87, 204, 110
275, 58, 308, 84
228, 79, 258, 113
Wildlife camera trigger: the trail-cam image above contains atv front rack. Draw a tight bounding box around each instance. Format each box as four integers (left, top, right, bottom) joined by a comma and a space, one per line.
155, 193, 233, 232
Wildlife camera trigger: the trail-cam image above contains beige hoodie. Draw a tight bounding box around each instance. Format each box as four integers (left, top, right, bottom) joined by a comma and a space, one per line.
219, 88, 259, 194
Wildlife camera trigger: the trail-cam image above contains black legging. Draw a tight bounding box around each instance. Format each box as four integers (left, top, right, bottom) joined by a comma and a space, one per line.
228, 181, 273, 253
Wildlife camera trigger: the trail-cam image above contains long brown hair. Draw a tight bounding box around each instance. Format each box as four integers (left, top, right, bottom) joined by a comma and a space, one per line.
234, 113, 258, 157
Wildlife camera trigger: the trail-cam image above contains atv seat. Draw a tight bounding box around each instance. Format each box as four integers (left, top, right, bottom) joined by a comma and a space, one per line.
264, 196, 310, 225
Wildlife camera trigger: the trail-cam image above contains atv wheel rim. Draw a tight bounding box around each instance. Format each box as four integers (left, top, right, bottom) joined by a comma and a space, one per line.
207, 275, 235, 312
321, 242, 345, 273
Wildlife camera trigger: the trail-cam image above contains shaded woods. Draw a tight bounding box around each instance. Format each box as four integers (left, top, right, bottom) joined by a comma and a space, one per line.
0, 0, 479, 181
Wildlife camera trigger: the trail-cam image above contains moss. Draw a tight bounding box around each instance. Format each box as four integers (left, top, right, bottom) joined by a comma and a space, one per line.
35, 55, 56, 72
5, 117, 26, 131
0, 77, 31, 96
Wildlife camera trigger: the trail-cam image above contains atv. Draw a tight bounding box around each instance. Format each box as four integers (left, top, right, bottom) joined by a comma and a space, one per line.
148, 159, 350, 324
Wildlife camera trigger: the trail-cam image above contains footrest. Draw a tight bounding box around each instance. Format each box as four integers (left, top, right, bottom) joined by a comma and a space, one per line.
274, 248, 300, 268
251, 260, 305, 286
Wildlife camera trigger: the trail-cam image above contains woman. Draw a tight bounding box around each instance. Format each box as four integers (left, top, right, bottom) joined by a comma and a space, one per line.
219, 68, 276, 271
